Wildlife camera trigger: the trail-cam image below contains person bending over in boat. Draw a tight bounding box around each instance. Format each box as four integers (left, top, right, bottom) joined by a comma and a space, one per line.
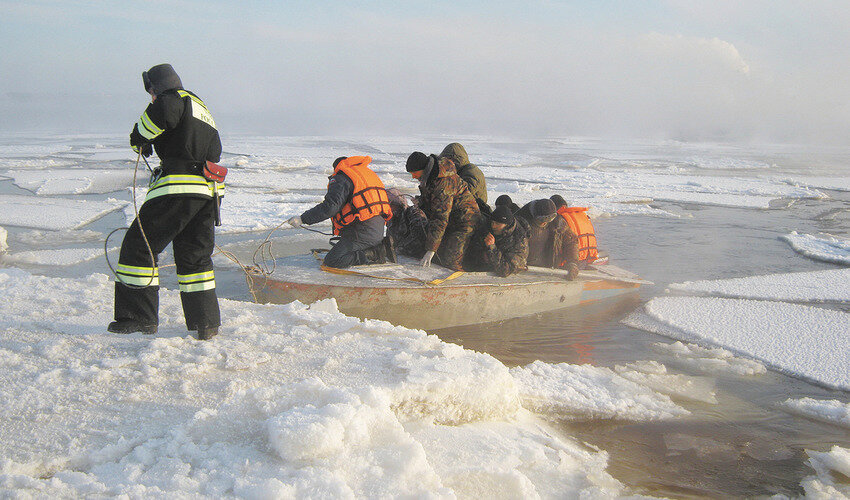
516, 198, 580, 280
405, 151, 481, 270
288, 156, 395, 268
494, 194, 520, 214
385, 188, 429, 259
439, 142, 489, 213
551, 194, 599, 268
464, 205, 529, 277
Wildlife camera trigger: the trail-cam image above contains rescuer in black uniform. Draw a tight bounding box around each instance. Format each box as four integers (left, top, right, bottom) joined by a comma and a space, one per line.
108, 63, 223, 340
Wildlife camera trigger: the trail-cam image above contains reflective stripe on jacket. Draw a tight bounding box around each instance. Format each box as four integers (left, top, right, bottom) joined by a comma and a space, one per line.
557, 206, 598, 262
330, 156, 392, 235
144, 174, 224, 203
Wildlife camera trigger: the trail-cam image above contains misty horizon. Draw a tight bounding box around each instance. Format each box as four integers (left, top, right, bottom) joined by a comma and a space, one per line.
2, 2, 849, 146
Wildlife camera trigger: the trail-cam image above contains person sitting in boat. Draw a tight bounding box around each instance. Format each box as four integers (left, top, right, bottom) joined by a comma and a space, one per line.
550, 194, 599, 268
439, 142, 489, 213
516, 198, 579, 280
494, 194, 520, 214
288, 156, 395, 268
464, 205, 529, 277
386, 188, 428, 259
405, 151, 481, 270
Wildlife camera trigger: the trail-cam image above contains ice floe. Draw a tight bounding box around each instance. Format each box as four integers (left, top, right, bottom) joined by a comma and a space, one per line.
0, 268, 625, 498
780, 231, 850, 266
800, 446, 850, 499
781, 398, 850, 429
509, 360, 689, 421
0, 226, 6, 254
668, 268, 850, 303
0, 195, 126, 231
628, 296, 850, 391
783, 176, 850, 192
7, 169, 136, 195
649, 341, 766, 376
1, 247, 116, 266
614, 360, 717, 404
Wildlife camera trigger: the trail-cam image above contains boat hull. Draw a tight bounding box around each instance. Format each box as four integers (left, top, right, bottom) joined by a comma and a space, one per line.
250, 262, 641, 330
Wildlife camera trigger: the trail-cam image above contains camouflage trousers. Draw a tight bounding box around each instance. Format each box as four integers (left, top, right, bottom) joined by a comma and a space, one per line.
435, 223, 476, 271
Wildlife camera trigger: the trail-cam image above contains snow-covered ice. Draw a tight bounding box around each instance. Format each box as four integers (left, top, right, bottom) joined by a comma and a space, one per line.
628, 296, 850, 391
649, 341, 766, 376
509, 360, 689, 421
0, 226, 7, 254
781, 398, 850, 429
7, 169, 136, 195
613, 360, 717, 404
668, 268, 850, 303
0, 195, 125, 231
1, 247, 116, 266
780, 232, 850, 266
0, 268, 628, 498
800, 446, 850, 499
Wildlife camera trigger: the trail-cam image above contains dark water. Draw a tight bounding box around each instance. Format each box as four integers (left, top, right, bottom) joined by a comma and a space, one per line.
432, 192, 850, 498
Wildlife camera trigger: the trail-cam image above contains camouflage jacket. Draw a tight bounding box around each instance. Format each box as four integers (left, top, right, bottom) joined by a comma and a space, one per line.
465, 217, 529, 277
439, 143, 488, 205
419, 156, 480, 252
523, 216, 579, 269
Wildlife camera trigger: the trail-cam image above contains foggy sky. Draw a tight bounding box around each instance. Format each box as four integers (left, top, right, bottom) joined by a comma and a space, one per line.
1, 0, 849, 144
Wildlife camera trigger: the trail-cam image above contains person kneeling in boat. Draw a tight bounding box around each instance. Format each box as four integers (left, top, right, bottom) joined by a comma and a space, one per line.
405, 151, 481, 270
288, 156, 395, 268
386, 188, 429, 259
516, 198, 580, 280
550, 194, 599, 268
464, 205, 529, 277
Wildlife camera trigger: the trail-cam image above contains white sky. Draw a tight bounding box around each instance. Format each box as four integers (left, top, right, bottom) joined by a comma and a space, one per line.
1, 0, 849, 144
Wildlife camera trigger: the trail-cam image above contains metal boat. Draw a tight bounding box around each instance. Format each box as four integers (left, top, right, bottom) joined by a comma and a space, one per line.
248, 254, 649, 330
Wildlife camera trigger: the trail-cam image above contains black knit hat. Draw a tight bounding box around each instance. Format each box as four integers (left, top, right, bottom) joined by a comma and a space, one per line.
491, 205, 514, 226
406, 151, 428, 172
142, 63, 182, 95
495, 194, 513, 207
550, 194, 568, 209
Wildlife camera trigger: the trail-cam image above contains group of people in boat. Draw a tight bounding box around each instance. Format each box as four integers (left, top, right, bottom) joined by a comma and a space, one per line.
288, 143, 599, 279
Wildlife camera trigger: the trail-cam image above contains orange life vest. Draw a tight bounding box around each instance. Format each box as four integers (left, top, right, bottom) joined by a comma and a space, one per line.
557, 206, 598, 262
330, 156, 393, 235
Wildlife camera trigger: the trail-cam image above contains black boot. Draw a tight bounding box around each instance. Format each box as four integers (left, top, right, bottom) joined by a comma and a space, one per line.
364, 244, 387, 264
197, 326, 218, 340
108, 320, 157, 335
383, 236, 397, 263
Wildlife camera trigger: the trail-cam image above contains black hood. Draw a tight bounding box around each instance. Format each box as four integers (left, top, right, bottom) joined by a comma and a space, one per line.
143, 63, 183, 95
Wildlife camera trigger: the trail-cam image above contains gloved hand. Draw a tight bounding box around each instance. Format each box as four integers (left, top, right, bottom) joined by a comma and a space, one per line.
132, 143, 153, 157
419, 250, 435, 267
287, 216, 302, 227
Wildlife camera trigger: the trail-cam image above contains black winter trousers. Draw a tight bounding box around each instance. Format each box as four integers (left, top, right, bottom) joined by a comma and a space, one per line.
323, 217, 384, 268
114, 195, 220, 330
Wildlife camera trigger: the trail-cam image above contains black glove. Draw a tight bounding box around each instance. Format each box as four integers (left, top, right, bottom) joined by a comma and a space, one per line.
141, 143, 153, 157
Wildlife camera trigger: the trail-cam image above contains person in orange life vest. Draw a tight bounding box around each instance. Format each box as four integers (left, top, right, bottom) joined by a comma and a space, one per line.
550, 194, 599, 266
287, 156, 395, 268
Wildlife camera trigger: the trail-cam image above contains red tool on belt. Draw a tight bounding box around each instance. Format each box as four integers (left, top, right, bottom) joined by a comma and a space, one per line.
203, 161, 228, 226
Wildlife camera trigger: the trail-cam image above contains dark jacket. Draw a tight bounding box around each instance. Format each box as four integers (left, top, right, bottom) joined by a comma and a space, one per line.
301, 172, 354, 225
517, 204, 578, 268
440, 143, 487, 205
419, 156, 480, 252
130, 89, 221, 176
465, 217, 529, 277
